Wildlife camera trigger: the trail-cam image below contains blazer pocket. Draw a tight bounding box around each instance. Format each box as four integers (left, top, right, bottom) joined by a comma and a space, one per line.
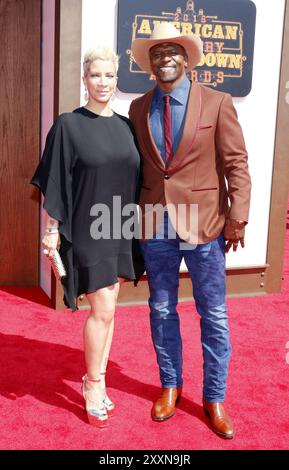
191, 187, 218, 192
198, 124, 213, 130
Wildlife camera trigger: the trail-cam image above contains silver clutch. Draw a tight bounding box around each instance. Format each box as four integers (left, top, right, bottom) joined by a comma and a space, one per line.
43, 249, 67, 279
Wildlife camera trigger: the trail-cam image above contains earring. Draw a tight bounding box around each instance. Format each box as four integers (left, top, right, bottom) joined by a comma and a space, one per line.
84, 89, 88, 101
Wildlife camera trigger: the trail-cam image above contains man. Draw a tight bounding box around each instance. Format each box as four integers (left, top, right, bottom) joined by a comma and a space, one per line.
129, 23, 251, 439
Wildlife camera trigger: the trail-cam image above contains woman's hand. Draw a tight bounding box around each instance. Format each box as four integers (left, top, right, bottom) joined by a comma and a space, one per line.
42, 212, 60, 258
42, 232, 60, 258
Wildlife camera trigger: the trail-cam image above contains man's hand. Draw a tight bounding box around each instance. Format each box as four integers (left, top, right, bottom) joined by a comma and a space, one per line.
224, 219, 246, 253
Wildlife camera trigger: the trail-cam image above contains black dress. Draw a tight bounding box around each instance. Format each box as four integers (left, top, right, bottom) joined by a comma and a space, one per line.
31, 107, 143, 311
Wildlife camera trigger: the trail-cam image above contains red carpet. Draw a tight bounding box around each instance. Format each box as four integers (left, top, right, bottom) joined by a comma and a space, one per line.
0, 218, 289, 450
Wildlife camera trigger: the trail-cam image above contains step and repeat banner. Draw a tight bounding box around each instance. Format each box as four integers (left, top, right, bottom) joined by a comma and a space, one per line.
117, 0, 256, 96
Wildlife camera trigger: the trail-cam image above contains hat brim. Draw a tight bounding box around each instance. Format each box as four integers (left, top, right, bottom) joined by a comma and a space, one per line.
132, 34, 203, 73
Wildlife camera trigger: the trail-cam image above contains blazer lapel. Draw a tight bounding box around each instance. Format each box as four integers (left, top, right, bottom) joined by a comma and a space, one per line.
140, 86, 165, 170
167, 81, 202, 174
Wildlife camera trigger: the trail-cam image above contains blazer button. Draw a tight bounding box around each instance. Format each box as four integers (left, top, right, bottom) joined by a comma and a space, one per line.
164, 174, 170, 180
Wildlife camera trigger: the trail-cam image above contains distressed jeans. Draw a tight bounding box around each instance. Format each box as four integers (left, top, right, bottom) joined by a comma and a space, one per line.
140, 212, 232, 402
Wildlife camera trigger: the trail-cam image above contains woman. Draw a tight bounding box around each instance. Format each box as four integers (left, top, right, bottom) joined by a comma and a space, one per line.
31, 47, 142, 428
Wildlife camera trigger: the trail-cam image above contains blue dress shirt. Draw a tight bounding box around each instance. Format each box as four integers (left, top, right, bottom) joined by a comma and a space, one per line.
149, 75, 191, 163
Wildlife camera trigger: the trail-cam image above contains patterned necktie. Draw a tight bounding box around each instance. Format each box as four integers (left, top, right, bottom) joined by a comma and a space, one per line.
163, 95, 173, 161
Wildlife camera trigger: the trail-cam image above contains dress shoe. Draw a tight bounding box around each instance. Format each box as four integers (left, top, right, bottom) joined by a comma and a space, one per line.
203, 400, 235, 439
151, 387, 182, 421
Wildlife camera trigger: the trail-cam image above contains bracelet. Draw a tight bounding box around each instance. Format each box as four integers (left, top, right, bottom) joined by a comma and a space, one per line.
45, 227, 59, 234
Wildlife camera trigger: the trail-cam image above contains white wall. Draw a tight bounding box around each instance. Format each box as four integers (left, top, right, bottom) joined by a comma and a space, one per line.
79, 0, 285, 269
40, 0, 56, 296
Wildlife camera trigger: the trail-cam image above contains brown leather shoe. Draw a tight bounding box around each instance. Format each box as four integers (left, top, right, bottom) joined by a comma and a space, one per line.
203, 400, 235, 439
151, 387, 182, 421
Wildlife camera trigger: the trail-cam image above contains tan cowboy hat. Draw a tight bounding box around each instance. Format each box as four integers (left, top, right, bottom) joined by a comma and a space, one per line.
132, 22, 203, 73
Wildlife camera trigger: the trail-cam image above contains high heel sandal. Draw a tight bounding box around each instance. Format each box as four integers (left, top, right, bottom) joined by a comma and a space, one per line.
100, 371, 115, 417
82, 374, 108, 427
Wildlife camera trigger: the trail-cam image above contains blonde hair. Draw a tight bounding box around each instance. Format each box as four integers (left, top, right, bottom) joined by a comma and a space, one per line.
83, 46, 119, 76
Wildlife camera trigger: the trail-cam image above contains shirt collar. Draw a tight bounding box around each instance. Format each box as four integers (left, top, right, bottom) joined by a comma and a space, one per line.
154, 75, 191, 105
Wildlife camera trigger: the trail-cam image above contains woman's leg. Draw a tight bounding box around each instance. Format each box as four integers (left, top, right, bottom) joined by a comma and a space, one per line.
82, 283, 120, 426
99, 278, 124, 412
99, 279, 122, 373
84, 282, 120, 381
83, 279, 124, 417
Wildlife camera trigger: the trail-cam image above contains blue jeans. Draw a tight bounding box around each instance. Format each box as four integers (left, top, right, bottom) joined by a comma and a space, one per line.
140, 212, 231, 402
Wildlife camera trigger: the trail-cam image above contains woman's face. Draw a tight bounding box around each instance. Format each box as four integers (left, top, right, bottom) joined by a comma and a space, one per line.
83, 59, 117, 104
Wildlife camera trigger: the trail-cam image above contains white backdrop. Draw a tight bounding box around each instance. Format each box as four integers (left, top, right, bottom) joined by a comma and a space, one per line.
81, 0, 285, 269
40, 0, 56, 296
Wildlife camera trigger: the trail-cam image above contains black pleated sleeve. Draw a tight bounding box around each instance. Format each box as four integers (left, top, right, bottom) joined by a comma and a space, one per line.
31, 115, 76, 310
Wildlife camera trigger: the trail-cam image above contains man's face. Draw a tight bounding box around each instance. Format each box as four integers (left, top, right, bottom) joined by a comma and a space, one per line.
149, 42, 188, 84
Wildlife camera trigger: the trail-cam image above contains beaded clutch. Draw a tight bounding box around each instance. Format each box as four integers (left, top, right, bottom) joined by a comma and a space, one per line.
43, 249, 66, 279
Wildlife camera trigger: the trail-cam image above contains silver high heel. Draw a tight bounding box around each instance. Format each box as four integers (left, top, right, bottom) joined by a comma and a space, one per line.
82, 374, 108, 427
100, 371, 115, 417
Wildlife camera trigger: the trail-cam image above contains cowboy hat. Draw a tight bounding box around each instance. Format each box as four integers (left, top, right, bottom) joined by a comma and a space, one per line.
132, 22, 203, 73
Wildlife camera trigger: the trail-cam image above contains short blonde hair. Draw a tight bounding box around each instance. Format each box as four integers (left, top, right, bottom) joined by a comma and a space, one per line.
83, 46, 119, 76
